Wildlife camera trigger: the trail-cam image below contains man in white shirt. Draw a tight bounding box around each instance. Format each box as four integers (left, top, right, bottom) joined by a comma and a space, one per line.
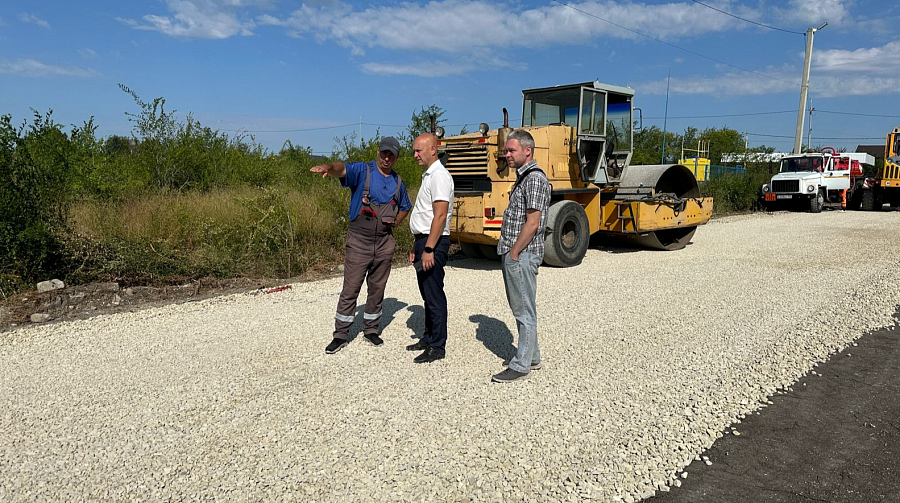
407, 133, 454, 363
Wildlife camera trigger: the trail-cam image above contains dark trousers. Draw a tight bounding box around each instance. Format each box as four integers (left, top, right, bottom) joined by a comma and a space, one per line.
413, 235, 450, 351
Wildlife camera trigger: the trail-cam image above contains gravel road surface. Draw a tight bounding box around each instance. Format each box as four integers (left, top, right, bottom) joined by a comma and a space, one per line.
2, 211, 899, 502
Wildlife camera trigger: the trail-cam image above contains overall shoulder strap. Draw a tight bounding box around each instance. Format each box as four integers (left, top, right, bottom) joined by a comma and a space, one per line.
392, 174, 403, 201
512, 166, 545, 193
363, 163, 372, 198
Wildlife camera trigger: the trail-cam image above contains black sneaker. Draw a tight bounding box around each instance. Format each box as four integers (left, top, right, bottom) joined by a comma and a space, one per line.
413, 347, 445, 364
325, 338, 348, 354
363, 333, 384, 346
405, 340, 428, 351
491, 368, 529, 383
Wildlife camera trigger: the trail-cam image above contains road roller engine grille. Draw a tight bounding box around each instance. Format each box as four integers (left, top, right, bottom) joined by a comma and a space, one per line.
442, 143, 490, 192
772, 179, 799, 193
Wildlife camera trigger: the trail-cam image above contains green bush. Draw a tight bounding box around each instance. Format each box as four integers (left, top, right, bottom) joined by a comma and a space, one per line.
0, 112, 72, 283
703, 167, 772, 214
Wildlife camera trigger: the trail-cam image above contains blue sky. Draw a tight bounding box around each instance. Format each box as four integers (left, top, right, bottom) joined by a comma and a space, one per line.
1, 0, 898, 156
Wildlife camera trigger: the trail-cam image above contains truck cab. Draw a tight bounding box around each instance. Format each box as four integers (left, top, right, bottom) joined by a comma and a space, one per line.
761, 148, 849, 212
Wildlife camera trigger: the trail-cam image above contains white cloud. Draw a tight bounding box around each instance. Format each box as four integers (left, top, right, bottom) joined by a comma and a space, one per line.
775, 0, 851, 27
813, 41, 900, 74
18, 13, 50, 29
362, 55, 528, 77
116, 17, 139, 27
126, 0, 262, 39
0, 59, 98, 78
258, 0, 747, 56
361, 61, 475, 77
635, 41, 900, 99
79, 48, 98, 59
637, 68, 797, 97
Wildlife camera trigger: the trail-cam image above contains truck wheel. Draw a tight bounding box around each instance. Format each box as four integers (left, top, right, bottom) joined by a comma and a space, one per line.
809, 190, 824, 213
861, 190, 877, 211
847, 190, 862, 210
543, 200, 590, 267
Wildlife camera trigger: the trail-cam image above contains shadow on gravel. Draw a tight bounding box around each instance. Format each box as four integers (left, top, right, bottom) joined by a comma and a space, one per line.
445, 257, 502, 271
647, 309, 900, 503
345, 298, 409, 342
470, 314, 515, 361
405, 304, 425, 341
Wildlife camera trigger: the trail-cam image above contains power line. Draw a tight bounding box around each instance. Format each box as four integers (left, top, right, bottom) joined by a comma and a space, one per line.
745, 132, 883, 140
550, 0, 798, 85
688, 0, 804, 35
364, 119, 527, 128
220, 123, 357, 133
645, 109, 795, 119
362, 122, 405, 128
816, 109, 900, 118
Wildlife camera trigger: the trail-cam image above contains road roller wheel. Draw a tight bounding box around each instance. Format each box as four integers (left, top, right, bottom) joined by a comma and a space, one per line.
631, 226, 697, 251
615, 164, 703, 251
543, 200, 590, 267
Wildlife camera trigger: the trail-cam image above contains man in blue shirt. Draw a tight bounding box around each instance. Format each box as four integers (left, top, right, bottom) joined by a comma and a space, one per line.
310, 137, 413, 354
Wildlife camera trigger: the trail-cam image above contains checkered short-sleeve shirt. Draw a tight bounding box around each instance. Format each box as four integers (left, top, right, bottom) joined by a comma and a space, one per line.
497, 160, 551, 257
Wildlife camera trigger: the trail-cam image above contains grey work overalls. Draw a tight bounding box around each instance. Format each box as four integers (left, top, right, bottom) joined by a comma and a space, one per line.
333, 166, 403, 340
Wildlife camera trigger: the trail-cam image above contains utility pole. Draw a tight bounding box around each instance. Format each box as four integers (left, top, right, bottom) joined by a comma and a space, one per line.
793, 22, 827, 154
359, 116, 363, 148
661, 68, 670, 164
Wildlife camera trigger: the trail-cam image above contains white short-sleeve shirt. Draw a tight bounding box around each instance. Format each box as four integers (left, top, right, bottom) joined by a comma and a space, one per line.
409, 160, 455, 236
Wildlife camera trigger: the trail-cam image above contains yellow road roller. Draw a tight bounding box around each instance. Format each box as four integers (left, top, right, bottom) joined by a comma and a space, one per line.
438, 80, 713, 267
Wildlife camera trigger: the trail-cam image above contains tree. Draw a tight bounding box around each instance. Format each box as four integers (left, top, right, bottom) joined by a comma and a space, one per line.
698, 127, 746, 165
633, 125, 682, 165
400, 105, 447, 149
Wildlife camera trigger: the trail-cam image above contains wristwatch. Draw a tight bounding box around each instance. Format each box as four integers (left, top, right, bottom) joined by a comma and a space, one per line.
424, 246, 434, 253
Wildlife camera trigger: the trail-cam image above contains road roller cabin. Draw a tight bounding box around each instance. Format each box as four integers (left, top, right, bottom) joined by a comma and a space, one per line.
437, 80, 713, 267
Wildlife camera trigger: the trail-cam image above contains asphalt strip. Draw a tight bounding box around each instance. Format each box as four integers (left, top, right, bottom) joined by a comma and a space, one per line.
647, 308, 900, 503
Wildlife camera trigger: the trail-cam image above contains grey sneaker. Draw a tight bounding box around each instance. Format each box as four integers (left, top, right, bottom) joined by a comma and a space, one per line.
325, 338, 348, 354
503, 360, 542, 371
363, 333, 384, 346
491, 368, 530, 383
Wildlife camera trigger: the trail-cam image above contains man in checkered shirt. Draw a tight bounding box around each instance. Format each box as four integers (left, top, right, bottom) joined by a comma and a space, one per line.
492, 130, 551, 383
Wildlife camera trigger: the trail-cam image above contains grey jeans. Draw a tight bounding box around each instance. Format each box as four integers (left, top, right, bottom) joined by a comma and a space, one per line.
501, 251, 542, 374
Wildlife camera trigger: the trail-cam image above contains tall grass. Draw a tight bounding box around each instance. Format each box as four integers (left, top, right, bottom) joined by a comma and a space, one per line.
67, 184, 415, 284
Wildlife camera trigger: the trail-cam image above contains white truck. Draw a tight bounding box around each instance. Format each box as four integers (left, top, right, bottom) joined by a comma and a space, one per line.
761, 147, 875, 212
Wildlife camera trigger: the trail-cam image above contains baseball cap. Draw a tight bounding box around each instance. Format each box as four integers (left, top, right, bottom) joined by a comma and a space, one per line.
378, 136, 401, 157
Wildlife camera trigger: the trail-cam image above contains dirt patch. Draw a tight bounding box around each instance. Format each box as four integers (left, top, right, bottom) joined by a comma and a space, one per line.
0, 249, 468, 332
0, 264, 345, 332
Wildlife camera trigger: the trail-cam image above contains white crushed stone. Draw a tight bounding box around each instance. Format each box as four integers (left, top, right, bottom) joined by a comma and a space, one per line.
2, 210, 899, 502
